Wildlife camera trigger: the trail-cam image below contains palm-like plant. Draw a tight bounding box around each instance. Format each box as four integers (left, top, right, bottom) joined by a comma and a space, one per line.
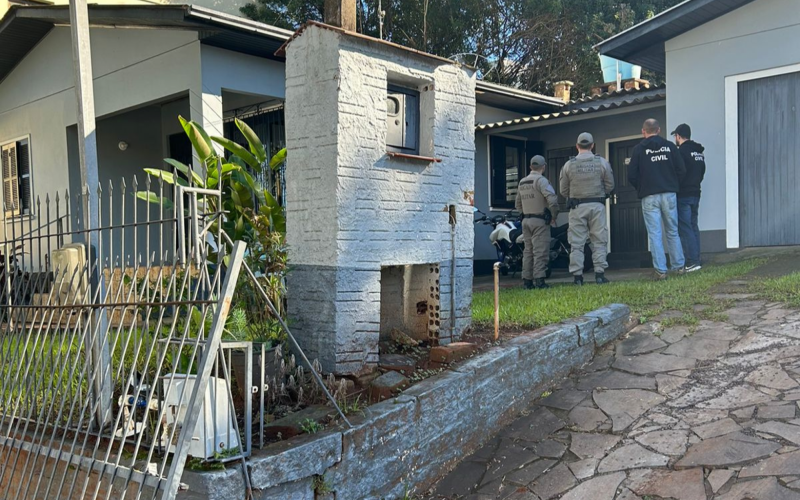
137, 115, 287, 241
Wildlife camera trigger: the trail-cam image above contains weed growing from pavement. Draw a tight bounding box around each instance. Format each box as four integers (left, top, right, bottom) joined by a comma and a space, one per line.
312, 474, 332, 495
472, 259, 765, 330
300, 418, 323, 434
752, 271, 800, 307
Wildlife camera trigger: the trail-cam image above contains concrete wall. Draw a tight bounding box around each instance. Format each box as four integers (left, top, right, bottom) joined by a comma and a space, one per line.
475, 103, 528, 125
473, 104, 666, 262
196, 44, 286, 162
179, 304, 633, 500
664, 0, 800, 248
65, 105, 175, 263
284, 25, 475, 374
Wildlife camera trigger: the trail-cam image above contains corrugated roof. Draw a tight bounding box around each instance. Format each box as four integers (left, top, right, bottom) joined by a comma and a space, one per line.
569, 83, 667, 107
594, 0, 756, 73
475, 86, 666, 131
0, 4, 294, 83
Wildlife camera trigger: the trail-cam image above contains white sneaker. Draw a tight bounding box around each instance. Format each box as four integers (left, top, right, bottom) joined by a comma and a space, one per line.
685, 264, 702, 273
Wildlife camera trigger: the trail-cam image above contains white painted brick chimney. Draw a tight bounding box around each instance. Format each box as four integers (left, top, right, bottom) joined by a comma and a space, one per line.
283, 24, 476, 375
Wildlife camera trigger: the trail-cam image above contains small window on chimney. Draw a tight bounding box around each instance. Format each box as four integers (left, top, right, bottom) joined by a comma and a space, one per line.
386, 84, 419, 155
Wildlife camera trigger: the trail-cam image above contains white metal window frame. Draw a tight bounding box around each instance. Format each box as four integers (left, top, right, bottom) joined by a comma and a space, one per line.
724, 62, 800, 249
1, 134, 34, 220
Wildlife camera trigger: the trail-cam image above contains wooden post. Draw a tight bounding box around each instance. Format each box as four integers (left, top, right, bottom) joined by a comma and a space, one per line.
68, 0, 112, 427
493, 263, 500, 341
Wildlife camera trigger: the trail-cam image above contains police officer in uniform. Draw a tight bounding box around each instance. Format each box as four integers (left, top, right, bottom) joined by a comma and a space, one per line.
559, 132, 615, 286
515, 155, 559, 289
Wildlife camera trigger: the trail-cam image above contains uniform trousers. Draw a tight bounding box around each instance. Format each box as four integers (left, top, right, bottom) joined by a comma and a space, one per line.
568, 203, 609, 275
522, 218, 550, 280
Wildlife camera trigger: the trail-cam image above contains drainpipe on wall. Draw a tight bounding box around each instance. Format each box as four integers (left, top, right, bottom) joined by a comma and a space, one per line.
448, 204, 457, 341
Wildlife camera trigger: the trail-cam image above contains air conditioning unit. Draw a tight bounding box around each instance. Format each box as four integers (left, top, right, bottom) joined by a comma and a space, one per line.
50, 243, 88, 305
161, 374, 239, 459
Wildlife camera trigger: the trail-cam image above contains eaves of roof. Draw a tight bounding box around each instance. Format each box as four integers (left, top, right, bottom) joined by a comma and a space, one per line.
475, 91, 666, 132
475, 80, 564, 107
0, 4, 294, 84
594, 0, 757, 73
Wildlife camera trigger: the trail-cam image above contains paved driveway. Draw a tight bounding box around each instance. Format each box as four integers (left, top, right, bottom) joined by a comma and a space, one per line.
429, 278, 800, 499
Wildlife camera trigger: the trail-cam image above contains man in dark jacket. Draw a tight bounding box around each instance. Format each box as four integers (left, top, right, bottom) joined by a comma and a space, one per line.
672, 123, 706, 272
628, 119, 687, 280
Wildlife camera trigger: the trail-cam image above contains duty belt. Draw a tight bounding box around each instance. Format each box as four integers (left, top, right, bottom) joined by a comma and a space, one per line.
572, 197, 606, 206
523, 213, 547, 220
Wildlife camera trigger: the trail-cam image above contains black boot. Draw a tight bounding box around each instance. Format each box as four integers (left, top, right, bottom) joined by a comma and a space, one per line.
535, 278, 550, 289
574, 275, 584, 286
523, 279, 534, 290
595, 272, 610, 285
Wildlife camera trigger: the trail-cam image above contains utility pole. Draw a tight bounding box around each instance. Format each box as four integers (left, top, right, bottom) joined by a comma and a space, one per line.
378, 0, 384, 39
68, 0, 112, 428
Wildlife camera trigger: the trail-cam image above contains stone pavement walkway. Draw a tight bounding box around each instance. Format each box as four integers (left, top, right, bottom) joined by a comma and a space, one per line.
425, 281, 800, 499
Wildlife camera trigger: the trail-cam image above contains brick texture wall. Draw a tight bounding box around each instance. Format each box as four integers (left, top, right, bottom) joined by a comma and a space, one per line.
284, 25, 475, 374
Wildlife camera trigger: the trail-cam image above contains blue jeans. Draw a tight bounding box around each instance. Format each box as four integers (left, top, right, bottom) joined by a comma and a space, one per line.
678, 196, 701, 267
642, 193, 685, 274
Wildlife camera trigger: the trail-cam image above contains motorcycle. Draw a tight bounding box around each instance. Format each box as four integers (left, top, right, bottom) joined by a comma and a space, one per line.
475, 209, 592, 278
474, 209, 524, 276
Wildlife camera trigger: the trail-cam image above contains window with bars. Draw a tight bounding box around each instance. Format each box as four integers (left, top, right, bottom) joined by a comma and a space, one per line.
1, 138, 32, 217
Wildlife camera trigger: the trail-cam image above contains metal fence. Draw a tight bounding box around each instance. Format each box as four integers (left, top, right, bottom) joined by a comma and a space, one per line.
0, 175, 246, 500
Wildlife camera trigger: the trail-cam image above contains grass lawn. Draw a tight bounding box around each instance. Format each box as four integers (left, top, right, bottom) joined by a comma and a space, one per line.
473, 259, 766, 331
752, 271, 800, 307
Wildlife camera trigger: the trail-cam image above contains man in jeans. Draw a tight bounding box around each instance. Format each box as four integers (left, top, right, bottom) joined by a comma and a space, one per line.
628, 119, 687, 280
672, 123, 706, 272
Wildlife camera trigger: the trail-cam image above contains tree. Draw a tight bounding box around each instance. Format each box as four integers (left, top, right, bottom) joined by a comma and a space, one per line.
240, 0, 683, 97
241, 0, 482, 57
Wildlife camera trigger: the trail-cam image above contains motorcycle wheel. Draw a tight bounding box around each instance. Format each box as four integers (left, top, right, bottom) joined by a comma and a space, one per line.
500, 266, 509, 277
545, 265, 552, 279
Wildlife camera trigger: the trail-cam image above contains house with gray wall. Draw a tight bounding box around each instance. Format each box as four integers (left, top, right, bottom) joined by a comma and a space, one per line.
473, 84, 668, 272
0, 4, 292, 264
597, 0, 800, 250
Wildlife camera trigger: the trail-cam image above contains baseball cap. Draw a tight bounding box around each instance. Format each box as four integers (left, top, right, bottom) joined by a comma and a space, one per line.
577, 132, 594, 147
530, 155, 546, 167
670, 123, 691, 139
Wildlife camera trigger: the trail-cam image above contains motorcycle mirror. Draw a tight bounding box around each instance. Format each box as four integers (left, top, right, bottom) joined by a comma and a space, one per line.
472, 207, 479, 213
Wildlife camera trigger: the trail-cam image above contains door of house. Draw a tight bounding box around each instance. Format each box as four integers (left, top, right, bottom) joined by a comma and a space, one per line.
738, 71, 800, 247
609, 138, 650, 266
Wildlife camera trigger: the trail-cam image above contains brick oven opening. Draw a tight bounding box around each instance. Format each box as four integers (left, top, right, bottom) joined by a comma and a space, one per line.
380, 264, 441, 344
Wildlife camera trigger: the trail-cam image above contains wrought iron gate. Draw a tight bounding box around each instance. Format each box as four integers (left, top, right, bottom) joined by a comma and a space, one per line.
0, 177, 245, 500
